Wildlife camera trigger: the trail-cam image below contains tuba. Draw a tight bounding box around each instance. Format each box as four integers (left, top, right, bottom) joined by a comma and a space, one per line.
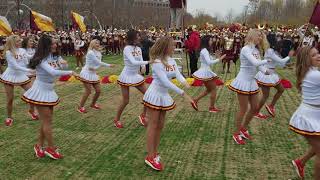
149, 26, 156, 34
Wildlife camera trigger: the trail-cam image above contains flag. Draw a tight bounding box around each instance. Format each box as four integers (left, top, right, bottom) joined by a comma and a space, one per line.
309, 1, 320, 26
0, 16, 12, 36
30, 10, 55, 32
71, 11, 86, 33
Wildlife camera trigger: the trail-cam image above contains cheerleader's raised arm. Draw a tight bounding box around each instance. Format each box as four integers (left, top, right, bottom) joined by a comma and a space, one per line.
124, 46, 149, 66
6, 51, 33, 73
40, 60, 73, 77
203, 49, 220, 65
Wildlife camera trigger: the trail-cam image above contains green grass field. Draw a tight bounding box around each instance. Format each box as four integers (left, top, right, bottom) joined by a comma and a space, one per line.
0, 55, 313, 179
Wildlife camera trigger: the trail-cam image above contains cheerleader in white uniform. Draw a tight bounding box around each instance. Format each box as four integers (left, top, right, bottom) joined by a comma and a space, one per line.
290, 46, 320, 180
255, 34, 294, 118
227, 29, 270, 145
22, 35, 76, 160
76, 39, 114, 113
0, 35, 38, 126
22, 37, 36, 79
192, 35, 226, 112
114, 30, 150, 128
143, 36, 195, 171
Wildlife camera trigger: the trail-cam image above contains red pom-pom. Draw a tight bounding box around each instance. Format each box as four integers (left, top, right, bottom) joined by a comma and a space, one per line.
214, 78, 224, 86
101, 76, 111, 84
145, 76, 153, 84
192, 79, 203, 86
59, 75, 71, 82
280, 79, 292, 89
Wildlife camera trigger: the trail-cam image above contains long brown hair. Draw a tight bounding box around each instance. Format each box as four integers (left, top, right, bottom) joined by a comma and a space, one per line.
296, 46, 314, 92
149, 36, 173, 67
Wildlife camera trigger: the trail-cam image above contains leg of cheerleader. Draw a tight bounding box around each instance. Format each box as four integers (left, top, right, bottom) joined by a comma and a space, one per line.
208, 80, 217, 109
37, 105, 62, 159
233, 93, 249, 144
242, 93, 260, 130
145, 108, 163, 171
78, 82, 92, 113
194, 81, 210, 103
114, 85, 130, 128
135, 84, 147, 126
91, 83, 101, 108
154, 111, 166, 152
269, 83, 284, 107
256, 86, 270, 116
21, 83, 38, 120
4, 84, 14, 126
305, 136, 320, 179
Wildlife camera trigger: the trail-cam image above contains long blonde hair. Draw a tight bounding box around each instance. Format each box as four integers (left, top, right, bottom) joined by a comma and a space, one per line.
258, 32, 270, 55
88, 39, 102, 51
296, 46, 314, 92
244, 29, 261, 46
149, 36, 173, 67
4, 35, 20, 57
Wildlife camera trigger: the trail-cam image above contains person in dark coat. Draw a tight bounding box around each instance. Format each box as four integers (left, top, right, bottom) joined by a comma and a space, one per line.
140, 31, 154, 75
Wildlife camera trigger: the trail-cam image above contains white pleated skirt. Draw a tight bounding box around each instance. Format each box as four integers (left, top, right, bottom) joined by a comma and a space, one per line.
255, 71, 280, 87
228, 70, 260, 95
289, 103, 320, 136
76, 69, 100, 84
143, 83, 176, 111
0, 68, 31, 86
118, 69, 145, 87
192, 68, 217, 81
22, 80, 59, 106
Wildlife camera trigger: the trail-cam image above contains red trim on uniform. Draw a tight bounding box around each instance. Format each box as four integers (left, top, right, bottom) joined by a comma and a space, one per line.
75, 76, 100, 84
143, 100, 176, 111
192, 74, 216, 81
256, 79, 281, 87
289, 125, 320, 136
117, 79, 145, 87
21, 95, 60, 106
228, 84, 260, 95
0, 78, 31, 86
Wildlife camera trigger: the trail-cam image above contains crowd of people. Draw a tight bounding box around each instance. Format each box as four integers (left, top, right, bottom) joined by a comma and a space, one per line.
0, 22, 319, 179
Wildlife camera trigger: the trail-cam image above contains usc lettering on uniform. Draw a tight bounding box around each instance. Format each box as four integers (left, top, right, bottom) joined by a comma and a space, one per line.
166, 65, 176, 72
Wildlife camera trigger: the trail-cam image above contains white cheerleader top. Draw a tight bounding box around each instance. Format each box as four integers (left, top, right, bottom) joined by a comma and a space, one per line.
5, 49, 32, 73
239, 44, 268, 73
84, 49, 111, 71
151, 58, 186, 95
36, 54, 72, 83
301, 67, 320, 106
264, 48, 290, 69
123, 45, 148, 73
199, 48, 220, 69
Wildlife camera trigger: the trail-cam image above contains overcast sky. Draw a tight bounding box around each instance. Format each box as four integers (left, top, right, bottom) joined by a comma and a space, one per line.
187, 0, 250, 18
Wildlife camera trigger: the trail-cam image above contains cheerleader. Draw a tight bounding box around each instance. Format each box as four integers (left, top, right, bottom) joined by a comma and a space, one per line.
21, 37, 36, 79
21, 35, 76, 159
255, 33, 294, 119
290, 46, 320, 179
227, 29, 270, 145
114, 30, 149, 128
76, 39, 114, 113
0, 35, 37, 126
74, 36, 85, 69
192, 35, 226, 112
143, 36, 195, 171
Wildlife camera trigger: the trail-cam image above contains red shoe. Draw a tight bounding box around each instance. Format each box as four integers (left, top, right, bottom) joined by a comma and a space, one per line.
240, 128, 253, 140
4, 118, 13, 126
34, 144, 45, 158
233, 133, 246, 145
77, 107, 87, 114
138, 114, 147, 127
44, 147, 63, 160
254, 113, 269, 120
292, 159, 304, 179
114, 120, 124, 129
209, 107, 221, 113
28, 110, 39, 120
145, 154, 163, 171
191, 100, 198, 111
265, 104, 275, 117
90, 104, 101, 110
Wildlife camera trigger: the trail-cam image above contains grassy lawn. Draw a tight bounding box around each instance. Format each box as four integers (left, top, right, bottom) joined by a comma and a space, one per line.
0, 55, 312, 179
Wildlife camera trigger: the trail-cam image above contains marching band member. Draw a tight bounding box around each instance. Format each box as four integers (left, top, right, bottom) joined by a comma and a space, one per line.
76, 39, 114, 113
74, 36, 85, 69
22, 35, 76, 160
0, 35, 37, 126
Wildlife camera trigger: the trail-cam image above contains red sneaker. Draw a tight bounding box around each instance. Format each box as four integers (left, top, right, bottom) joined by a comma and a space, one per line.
209, 107, 222, 113
44, 147, 63, 160
233, 133, 246, 145
240, 128, 253, 140
292, 159, 304, 179
114, 120, 124, 129
77, 107, 87, 114
265, 104, 275, 117
145, 154, 163, 171
138, 114, 147, 127
34, 144, 45, 158
254, 113, 269, 120
4, 118, 13, 126
191, 100, 198, 111
90, 104, 101, 110
28, 110, 39, 120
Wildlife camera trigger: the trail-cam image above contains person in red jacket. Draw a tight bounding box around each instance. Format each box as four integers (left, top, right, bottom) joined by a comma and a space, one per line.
184, 27, 200, 75
169, 0, 186, 31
